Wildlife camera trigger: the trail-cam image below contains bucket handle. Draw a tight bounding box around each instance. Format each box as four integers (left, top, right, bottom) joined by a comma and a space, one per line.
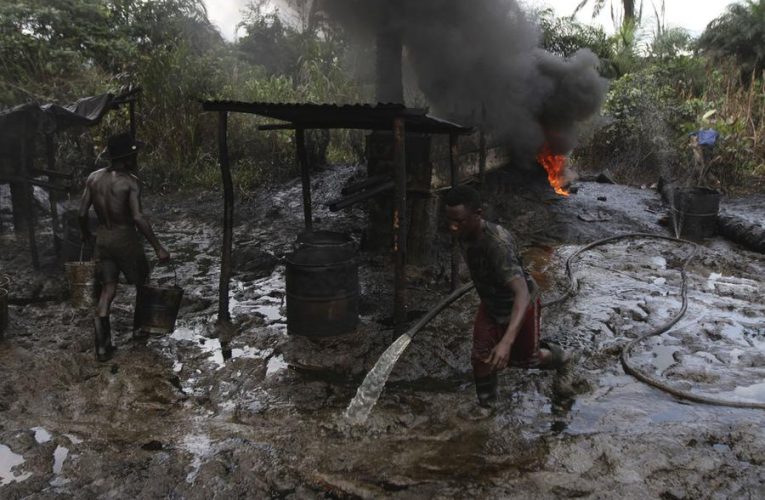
148, 259, 178, 287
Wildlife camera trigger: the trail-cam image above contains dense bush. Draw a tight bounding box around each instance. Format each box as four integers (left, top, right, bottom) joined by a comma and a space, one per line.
0, 0, 365, 195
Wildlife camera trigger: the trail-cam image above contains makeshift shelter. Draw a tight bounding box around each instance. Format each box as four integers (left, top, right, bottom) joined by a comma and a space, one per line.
201, 100, 472, 332
0, 88, 139, 268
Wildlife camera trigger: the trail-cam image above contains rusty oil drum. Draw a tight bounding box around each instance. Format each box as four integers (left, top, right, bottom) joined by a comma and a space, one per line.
286, 231, 359, 337
672, 187, 721, 241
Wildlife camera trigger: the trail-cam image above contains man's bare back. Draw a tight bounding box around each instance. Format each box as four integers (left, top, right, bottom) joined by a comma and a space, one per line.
79, 166, 168, 261
86, 168, 140, 228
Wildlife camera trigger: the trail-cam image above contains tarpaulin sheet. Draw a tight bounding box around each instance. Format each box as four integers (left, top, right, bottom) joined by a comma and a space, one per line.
0, 93, 114, 141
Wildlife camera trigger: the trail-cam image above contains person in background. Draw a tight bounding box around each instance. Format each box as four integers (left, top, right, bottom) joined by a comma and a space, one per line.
445, 185, 576, 411
689, 109, 721, 186
79, 132, 170, 362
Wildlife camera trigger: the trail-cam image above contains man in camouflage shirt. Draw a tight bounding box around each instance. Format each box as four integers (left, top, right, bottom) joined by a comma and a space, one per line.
445, 185, 574, 408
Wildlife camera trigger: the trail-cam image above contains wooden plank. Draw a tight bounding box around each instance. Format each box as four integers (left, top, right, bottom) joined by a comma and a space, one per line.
393, 116, 407, 333
218, 111, 233, 323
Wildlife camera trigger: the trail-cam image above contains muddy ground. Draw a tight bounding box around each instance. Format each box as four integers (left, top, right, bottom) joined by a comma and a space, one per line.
1, 165, 764, 498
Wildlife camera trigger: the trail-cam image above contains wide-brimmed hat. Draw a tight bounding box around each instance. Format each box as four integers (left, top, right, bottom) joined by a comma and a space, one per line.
106, 132, 144, 160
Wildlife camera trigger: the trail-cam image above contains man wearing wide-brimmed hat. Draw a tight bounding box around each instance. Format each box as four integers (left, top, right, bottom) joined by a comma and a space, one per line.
78, 132, 170, 362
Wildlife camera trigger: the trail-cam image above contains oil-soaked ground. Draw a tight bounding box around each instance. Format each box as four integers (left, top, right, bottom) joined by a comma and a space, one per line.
1, 166, 764, 498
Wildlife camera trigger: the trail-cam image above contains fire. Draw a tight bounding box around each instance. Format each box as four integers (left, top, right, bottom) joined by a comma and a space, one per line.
536, 142, 569, 196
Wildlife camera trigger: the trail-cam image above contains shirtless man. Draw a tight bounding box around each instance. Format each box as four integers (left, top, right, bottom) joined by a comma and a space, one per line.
79, 132, 170, 362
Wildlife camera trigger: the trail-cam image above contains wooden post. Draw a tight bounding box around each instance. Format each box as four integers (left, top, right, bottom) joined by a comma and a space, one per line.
449, 133, 459, 291
479, 103, 487, 188
393, 117, 407, 333
45, 135, 62, 258
218, 111, 233, 324
295, 128, 312, 231
22, 136, 39, 269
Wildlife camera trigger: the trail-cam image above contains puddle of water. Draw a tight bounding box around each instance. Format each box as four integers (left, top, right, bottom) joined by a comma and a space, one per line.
182, 434, 212, 483
0, 444, 32, 485
266, 354, 288, 376
171, 326, 225, 369
52, 445, 68, 474
649, 256, 667, 269
652, 345, 677, 373
228, 271, 287, 324
731, 382, 765, 403
32, 426, 52, 444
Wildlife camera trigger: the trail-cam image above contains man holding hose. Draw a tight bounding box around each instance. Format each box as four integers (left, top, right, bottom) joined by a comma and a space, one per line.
445, 185, 575, 409
79, 132, 170, 362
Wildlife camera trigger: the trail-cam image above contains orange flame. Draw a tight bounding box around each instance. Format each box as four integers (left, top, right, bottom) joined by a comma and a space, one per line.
536, 142, 569, 197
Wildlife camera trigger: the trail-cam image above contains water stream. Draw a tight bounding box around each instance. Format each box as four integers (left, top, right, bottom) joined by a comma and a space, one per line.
344, 333, 413, 425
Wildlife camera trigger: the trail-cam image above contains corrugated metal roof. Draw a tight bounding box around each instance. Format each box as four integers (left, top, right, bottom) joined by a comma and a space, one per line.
200, 100, 472, 134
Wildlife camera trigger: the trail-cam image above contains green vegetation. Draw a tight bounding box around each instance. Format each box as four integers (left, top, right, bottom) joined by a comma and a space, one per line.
542, 0, 765, 191
0, 0, 365, 194
1, 0, 763, 194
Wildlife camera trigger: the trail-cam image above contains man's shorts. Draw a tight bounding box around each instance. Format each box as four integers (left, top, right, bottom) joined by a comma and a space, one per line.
95, 226, 149, 285
471, 298, 541, 378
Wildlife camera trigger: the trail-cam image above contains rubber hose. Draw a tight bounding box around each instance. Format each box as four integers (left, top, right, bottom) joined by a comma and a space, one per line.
544, 232, 765, 410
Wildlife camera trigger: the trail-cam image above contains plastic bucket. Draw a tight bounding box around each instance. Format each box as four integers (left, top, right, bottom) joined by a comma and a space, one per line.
672, 187, 721, 241
64, 261, 97, 309
134, 264, 183, 334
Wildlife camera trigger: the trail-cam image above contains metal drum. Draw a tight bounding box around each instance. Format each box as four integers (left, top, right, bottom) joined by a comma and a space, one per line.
286, 232, 359, 337
672, 187, 721, 241
134, 264, 183, 334
64, 261, 97, 309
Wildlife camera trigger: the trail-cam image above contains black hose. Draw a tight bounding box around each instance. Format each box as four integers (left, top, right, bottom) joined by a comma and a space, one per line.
408, 282, 475, 341
547, 232, 765, 410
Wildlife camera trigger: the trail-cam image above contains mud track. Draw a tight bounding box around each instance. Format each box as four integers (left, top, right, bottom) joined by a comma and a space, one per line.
1, 168, 763, 498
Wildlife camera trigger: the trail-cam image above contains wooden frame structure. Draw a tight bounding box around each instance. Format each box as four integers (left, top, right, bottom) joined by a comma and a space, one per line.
0, 88, 140, 269
201, 101, 472, 332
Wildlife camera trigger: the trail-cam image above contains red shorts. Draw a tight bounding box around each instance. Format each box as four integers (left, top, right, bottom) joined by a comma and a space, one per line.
471, 299, 541, 378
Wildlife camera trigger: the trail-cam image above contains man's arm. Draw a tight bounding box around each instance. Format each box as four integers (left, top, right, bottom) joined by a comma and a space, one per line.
78, 178, 93, 242
484, 276, 530, 370
128, 180, 170, 261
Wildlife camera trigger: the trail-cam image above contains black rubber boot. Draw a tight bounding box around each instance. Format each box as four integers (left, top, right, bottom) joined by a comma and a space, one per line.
475, 373, 498, 408
94, 316, 114, 362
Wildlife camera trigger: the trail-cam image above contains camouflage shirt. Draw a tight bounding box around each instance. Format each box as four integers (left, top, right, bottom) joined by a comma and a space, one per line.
459, 220, 527, 324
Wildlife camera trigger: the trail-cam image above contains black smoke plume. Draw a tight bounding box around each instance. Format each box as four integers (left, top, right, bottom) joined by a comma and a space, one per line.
318, 0, 608, 161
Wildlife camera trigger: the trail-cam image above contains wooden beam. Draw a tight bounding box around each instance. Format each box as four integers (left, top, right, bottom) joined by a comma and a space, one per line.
295, 128, 312, 231
393, 116, 407, 333
218, 111, 233, 324
21, 136, 39, 269
449, 133, 459, 291
45, 135, 62, 258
